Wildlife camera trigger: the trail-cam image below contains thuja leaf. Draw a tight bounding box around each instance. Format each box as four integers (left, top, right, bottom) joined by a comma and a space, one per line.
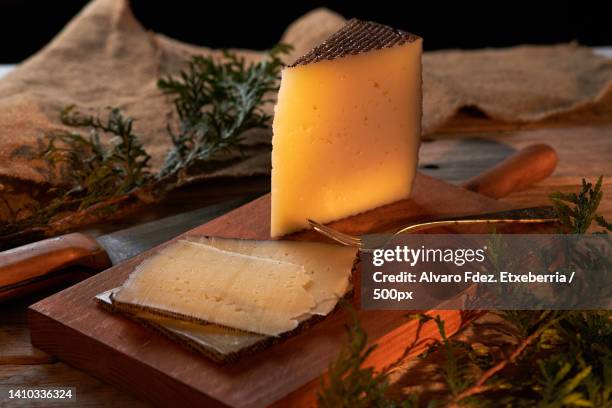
0, 46, 290, 241
317, 305, 414, 408
38, 106, 152, 212
535, 360, 592, 407
433, 315, 474, 397
323, 177, 611, 407
157, 44, 291, 183
550, 176, 608, 234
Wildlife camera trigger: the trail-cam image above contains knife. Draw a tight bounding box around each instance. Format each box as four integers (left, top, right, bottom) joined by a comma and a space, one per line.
0, 143, 558, 302
0, 196, 253, 302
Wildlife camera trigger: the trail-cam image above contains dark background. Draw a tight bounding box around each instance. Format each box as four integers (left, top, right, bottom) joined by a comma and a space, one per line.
0, 0, 609, 63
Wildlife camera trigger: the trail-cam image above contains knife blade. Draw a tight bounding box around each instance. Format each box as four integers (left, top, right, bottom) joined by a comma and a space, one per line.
0, 196, 254, 302
97, 197, 253, 265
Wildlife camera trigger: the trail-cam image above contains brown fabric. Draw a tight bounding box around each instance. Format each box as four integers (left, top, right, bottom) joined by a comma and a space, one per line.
0, 0, 271, 187
0, 0, 611, 197
422, 45, 612, 134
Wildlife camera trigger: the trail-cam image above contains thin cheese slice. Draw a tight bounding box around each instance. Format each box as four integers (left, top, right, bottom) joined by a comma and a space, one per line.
271, 19, 422, 237
185, 236, 357, 315
114, 240, 315, 336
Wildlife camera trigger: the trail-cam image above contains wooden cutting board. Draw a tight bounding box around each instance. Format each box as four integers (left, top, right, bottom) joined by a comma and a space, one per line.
29, 173, 507, 407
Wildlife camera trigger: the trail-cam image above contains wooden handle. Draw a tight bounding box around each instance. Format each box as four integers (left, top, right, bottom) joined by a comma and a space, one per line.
0, 233, 111, 299
461, 144, 558, 199
0, 269, 94, 303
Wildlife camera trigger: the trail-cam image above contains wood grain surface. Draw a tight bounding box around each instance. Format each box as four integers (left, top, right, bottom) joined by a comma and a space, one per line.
420, 125, 612, 221
27, 174, 506, 408
2, 120, 611, 407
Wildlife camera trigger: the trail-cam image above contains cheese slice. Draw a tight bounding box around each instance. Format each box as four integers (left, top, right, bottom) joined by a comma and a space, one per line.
271, 19, 422, 237
185, 236, 357, 315
114, 240, 315, 336
96, 289, 265, 359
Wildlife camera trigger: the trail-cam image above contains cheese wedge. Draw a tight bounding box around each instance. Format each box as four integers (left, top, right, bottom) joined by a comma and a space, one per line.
114, 240, 315, 336
271, 19, 422, 237
185, 236, 357, 315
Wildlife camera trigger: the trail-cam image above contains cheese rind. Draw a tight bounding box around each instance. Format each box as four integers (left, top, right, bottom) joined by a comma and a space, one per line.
290, 18, 420, 67
114, 240, 315, 336
271, 21, 422, 237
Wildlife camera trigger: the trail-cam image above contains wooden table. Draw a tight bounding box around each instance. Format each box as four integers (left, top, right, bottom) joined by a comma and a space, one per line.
1, 67, 611, 407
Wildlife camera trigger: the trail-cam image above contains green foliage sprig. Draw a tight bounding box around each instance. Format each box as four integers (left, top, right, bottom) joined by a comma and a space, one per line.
319, 177, 612, 407
0, 106, 152, 239
0, 45, 290, 242
551, 176, 611, 234
317, 306, 406, 408
157, 45, 290, 183
47, 106, 152, 209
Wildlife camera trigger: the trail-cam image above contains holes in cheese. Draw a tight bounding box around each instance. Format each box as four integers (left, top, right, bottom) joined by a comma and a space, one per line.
185, 236, 357, 315
113, 238, 356, 337
271, 19, 422, 237
114, 240, 315, 336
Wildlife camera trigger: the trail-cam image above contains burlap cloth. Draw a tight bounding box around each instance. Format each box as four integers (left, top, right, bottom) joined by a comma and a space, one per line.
0, 0, 611, 219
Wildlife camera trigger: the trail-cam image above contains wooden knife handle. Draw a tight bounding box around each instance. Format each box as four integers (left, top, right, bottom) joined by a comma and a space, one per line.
0, 232, 111, 294
462, 144, 558, 199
